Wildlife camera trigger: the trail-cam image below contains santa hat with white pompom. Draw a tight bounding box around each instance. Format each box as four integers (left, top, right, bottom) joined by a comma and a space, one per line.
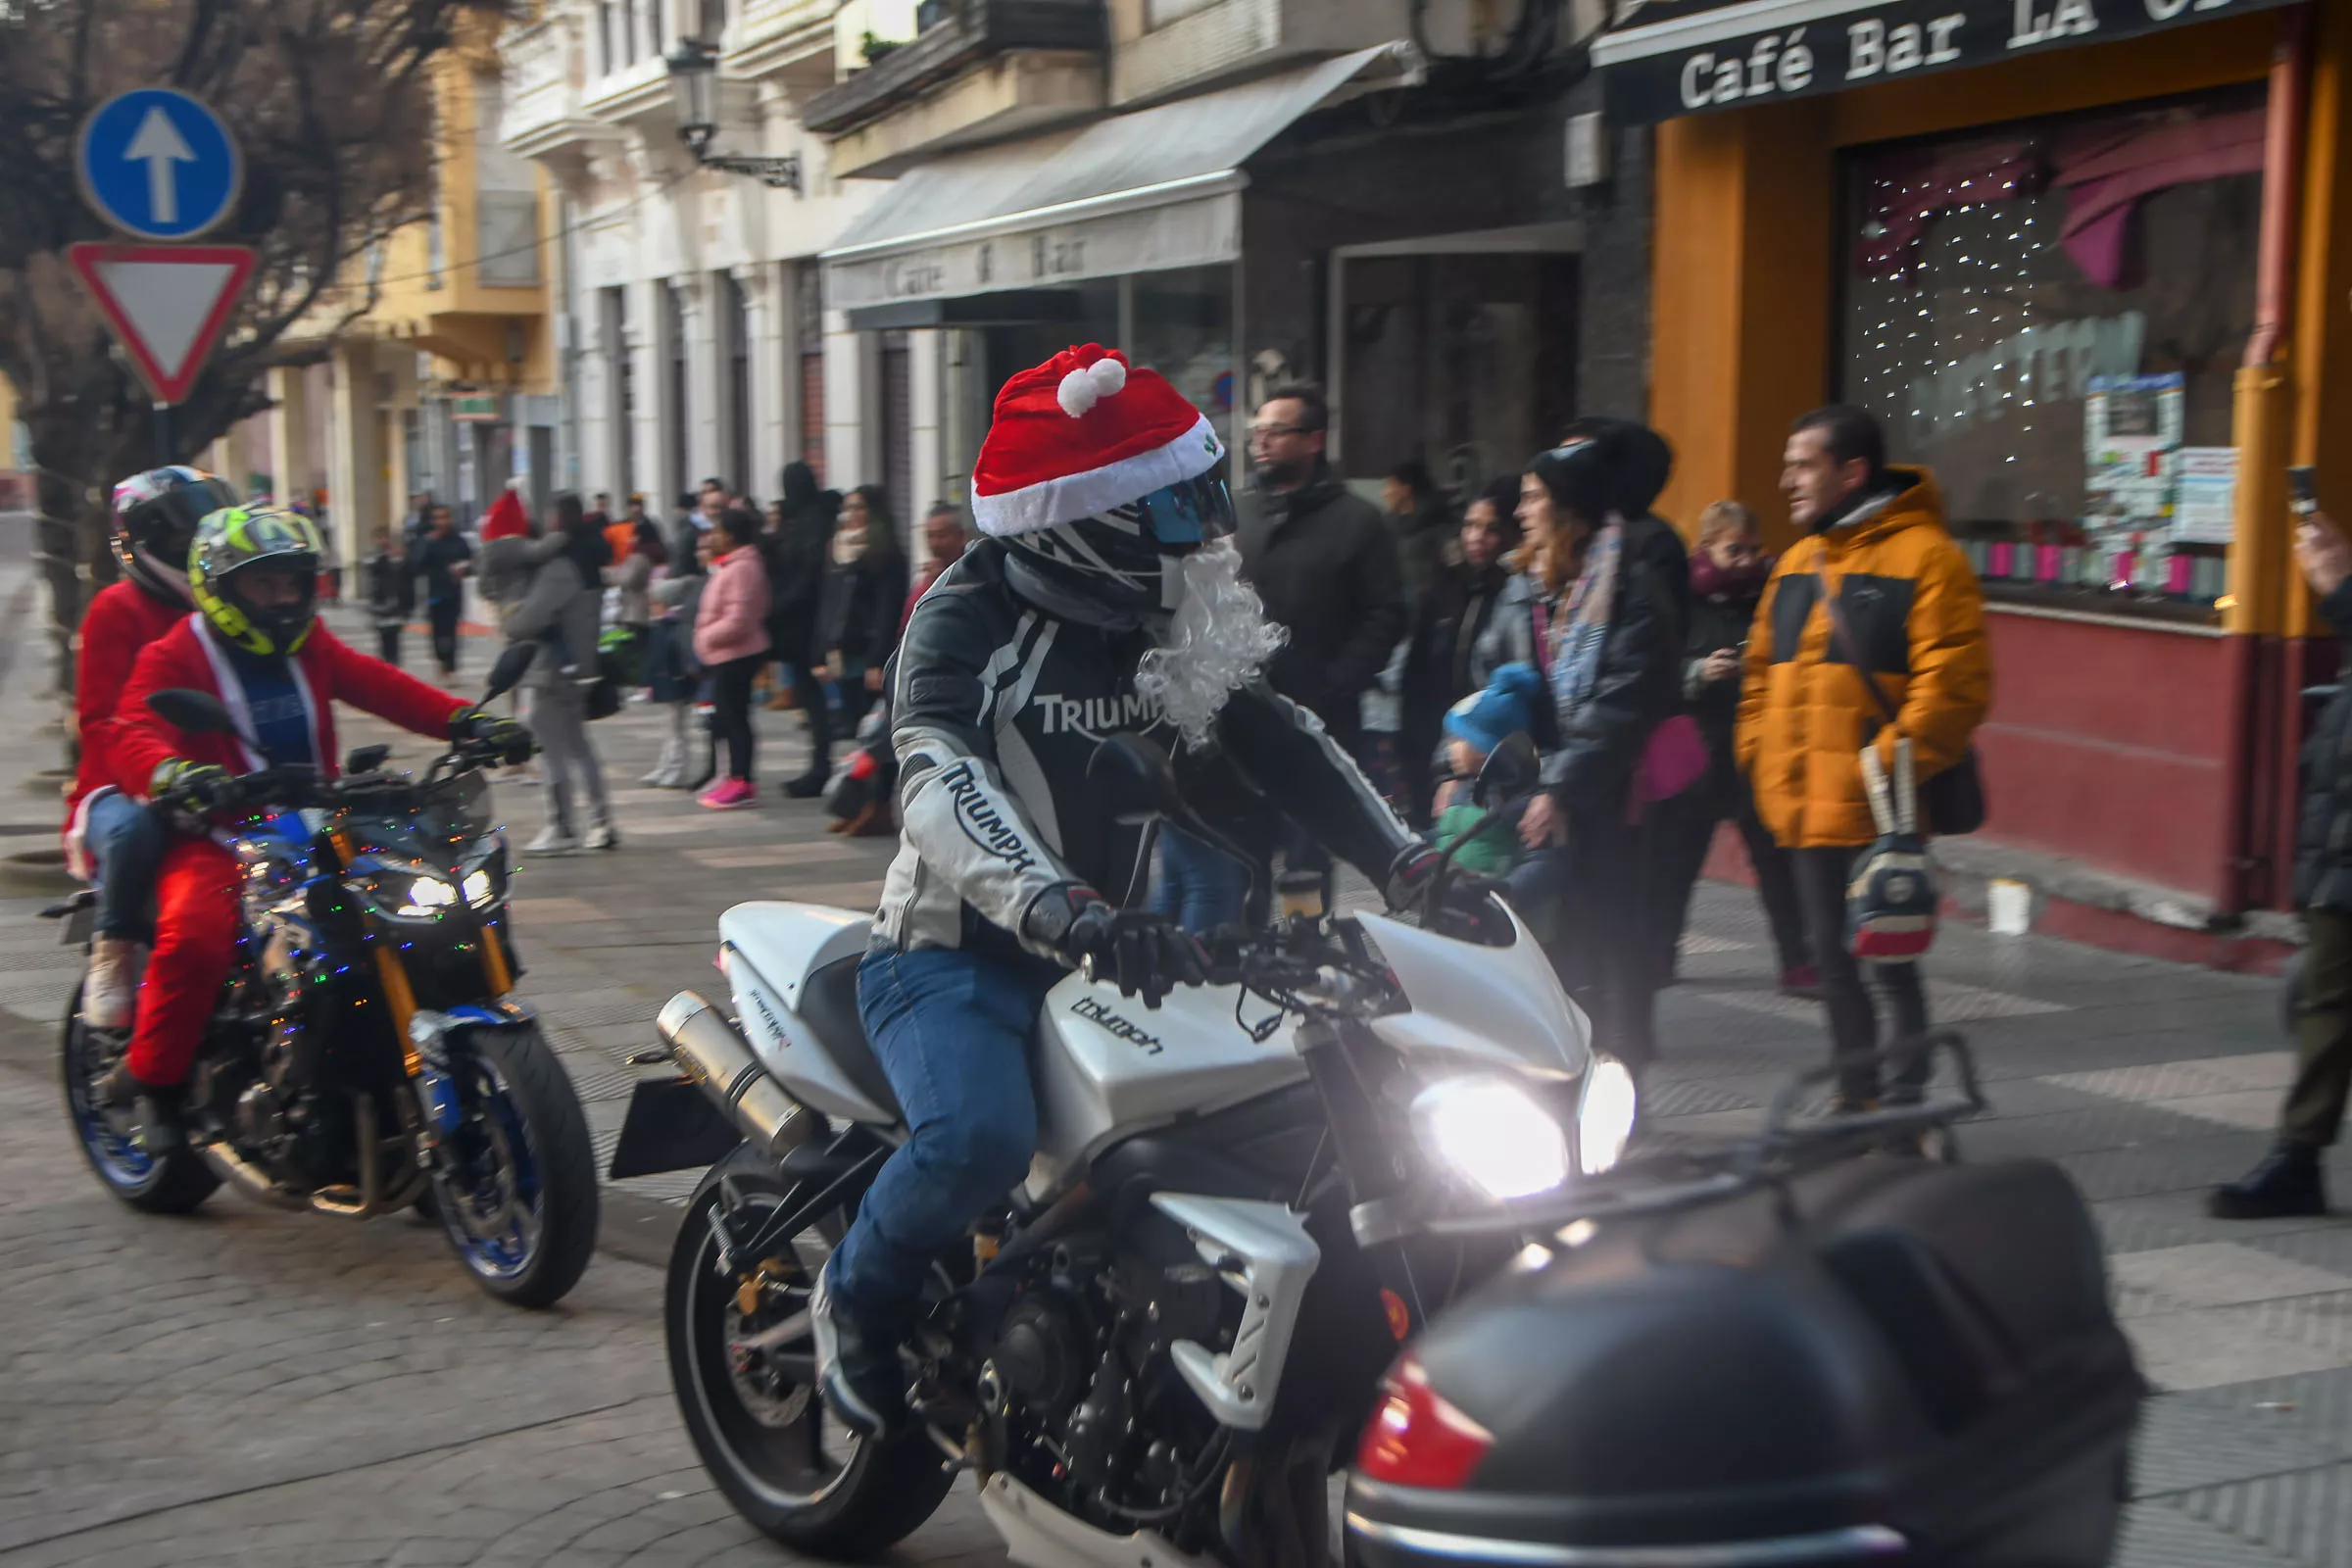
969, 343, 1226, 538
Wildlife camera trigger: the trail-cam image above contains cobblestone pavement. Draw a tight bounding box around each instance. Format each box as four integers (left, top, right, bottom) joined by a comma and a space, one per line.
3, 543, 2352, 1565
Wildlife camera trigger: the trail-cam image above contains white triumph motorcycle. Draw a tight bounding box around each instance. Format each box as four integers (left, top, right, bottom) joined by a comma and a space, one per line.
612, 733, 1639, 1567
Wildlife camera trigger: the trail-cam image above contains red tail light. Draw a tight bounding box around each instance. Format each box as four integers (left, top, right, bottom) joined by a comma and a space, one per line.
1355, 1355, 1492, 1490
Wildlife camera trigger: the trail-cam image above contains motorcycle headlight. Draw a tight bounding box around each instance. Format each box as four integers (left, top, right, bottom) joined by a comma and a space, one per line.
1411, 1077, 1569, 1201
1577, 1056, 1639, 1176
463, 869, 495, 907
361, 873, 463, 921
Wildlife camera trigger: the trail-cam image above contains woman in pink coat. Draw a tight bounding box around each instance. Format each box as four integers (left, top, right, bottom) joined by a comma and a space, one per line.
691, 509, 773, 809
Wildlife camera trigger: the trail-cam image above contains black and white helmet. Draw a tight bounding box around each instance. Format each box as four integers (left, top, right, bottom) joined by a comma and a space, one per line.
996, 472, 1236, 618
110, 466, 239, 606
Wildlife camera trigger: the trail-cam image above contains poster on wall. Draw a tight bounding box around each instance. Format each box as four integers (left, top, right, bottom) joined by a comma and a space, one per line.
2173, 447, 2239, 546
2083, 372, 2184, 533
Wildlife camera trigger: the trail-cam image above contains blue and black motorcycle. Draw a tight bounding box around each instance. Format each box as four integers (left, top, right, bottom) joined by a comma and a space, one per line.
52, 643, 598, 1308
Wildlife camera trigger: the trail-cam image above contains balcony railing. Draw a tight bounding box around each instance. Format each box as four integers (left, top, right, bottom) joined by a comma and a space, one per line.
804, 0, 1104, 137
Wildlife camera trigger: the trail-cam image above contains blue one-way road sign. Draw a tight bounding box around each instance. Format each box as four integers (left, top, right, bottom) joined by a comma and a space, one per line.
77, 89, 241, 241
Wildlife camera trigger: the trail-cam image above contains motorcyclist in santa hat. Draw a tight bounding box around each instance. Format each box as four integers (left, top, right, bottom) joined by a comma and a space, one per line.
811, 344, 1448, 1435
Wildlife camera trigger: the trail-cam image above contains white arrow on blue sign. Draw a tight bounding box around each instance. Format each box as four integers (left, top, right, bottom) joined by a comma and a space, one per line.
76, 89, 242, 241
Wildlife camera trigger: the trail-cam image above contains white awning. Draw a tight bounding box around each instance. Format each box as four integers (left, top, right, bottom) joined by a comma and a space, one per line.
822, 41, 1424, 312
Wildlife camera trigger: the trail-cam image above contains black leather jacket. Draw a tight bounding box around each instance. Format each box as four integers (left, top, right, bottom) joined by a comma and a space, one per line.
875, 542, 1413, 960
1473, 514, 1690, 816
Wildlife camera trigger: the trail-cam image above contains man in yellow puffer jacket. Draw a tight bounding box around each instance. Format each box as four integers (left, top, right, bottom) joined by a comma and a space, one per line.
1735, 405, 1990, 1109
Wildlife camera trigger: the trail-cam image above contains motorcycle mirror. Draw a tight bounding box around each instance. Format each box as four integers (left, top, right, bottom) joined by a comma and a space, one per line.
347, 744, 392, 774
1089, 733, 1184, 826
146, 687, 238, 738
480, 642, 538, 706
1474, 731, 1540, 806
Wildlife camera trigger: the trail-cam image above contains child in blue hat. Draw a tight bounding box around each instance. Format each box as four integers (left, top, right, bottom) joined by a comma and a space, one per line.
1432, 662, 1544, 876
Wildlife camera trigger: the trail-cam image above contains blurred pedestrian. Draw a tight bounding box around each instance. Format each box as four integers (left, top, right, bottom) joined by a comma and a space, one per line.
495, 492, 618, 853
364, 525, 414, 665
903, 501, 967, 630
1398, 478, 1519, 828
1431, 663, 1544, 878
2214, 504, 2352, 1216
1479, 420, 1689, 1074
693, 508, 773, 809
1238, 382, 1405, 910
411, 502, 472, 679
1383, 457, 1453, 615
643, 523, 710, 788
1651, 500, 1812, 995
766, 462, 836, 727
787, 484, 907, 799
1737, 405, 1989, 1110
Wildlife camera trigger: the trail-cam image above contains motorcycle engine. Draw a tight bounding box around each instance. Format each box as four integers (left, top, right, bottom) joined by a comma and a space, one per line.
981, 1216, 1235, 1540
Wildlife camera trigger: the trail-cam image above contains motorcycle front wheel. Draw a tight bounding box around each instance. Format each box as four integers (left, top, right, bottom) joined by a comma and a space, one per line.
667, 1145, 953, 1557
59, 985, 219, 1214
428, 1023, 598, 1308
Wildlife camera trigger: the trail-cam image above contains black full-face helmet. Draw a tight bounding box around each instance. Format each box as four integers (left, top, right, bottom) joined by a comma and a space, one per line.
109, 466, 239, 605
996, 472, 1237, 617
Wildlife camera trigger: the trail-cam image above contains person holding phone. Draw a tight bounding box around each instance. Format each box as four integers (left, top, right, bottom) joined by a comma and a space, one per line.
2214, 481, 2352, 1217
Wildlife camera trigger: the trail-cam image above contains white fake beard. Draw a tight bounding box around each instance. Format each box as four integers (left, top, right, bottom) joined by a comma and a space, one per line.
1135, 538, 1288, 752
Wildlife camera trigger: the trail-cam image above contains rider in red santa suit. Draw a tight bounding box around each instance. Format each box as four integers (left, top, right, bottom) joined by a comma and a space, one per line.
102, 506, 530, 1146
68, 467, 243, 1031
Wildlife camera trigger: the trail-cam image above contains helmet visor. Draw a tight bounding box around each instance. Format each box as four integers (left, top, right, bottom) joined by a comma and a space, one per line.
1136, 475, 1234, 550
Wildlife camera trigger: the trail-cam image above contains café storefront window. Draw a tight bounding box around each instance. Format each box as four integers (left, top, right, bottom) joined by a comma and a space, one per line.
1838, 85, 2265, 621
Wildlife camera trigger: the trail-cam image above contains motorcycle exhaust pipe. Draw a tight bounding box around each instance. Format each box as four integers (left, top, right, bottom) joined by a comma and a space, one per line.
198, 1140, 308, 1210
658, 991, 817, 1162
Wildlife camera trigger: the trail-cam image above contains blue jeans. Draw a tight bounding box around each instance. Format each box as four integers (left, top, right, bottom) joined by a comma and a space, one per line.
1152, 827, 1248, 935
831, 945, 1063, 1314
86, 791, 166, 941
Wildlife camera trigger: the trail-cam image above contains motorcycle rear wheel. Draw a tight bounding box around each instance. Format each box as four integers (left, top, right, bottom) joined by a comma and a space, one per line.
58, 985, 219, 1214
428, 1023, 598, 1308
667, 1145, 953, 1558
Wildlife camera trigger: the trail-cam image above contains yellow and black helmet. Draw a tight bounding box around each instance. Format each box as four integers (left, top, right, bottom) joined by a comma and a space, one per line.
188, 507, 324, 656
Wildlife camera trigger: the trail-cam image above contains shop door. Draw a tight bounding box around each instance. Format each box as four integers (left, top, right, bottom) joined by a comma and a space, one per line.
1339, 253, 1579, 501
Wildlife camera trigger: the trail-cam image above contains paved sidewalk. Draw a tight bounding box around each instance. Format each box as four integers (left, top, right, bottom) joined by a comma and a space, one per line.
3, 562, 2351, 1564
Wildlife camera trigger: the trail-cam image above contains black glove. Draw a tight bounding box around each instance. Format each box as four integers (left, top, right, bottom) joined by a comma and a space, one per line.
450, 706, 535, 765
1028, 888, 1206, 1008
149, 758, 232, 814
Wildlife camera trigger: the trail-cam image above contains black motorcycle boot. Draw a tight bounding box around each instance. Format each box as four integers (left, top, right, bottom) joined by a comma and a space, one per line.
98, 1061, 186, 1158
782, 764, 831, 801
809, 1263, 908, 1438
2210, 1142, 2328, 1219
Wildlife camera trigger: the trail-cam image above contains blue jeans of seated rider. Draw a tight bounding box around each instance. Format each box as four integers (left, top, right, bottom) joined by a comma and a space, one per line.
830, 944, 1064, 1315
86, 791, 166, 942
1152, 827, 1248, 936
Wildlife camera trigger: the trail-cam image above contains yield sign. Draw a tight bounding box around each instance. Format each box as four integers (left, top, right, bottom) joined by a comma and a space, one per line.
67, 241, 256, 405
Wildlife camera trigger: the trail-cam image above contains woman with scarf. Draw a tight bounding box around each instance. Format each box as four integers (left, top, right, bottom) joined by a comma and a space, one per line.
1399, 477, 1522, 827
1650, 501, 1814, 995
785, 484, 909, 799
1477, 420, 1690, 1075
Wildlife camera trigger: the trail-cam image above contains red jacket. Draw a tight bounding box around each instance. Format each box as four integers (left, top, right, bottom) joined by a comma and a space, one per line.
69, 581, 191, 824
113, 615, 469, 797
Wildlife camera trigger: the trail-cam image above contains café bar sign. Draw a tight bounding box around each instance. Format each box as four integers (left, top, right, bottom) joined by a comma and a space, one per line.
1592, 0, 2302, 123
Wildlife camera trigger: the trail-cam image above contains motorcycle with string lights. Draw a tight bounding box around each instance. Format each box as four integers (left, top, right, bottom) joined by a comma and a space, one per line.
52, 642, 599, 1308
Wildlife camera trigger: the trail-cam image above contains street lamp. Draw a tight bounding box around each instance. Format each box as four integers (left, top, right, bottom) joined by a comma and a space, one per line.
663, 35, 804, 192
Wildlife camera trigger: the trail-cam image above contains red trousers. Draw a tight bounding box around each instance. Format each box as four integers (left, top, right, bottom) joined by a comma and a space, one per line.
126, 839, 241, 1085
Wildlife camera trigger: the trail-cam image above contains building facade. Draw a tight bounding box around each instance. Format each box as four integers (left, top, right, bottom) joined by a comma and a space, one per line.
500, 0, 880, 522
797, 0, 1622, 522
234, 12, 563, 569
1594, 0, 2347, 930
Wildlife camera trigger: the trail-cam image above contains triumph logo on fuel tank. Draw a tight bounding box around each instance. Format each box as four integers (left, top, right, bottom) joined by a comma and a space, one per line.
1072, 995, 1164, 1055
1594, 0, 2296, 124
